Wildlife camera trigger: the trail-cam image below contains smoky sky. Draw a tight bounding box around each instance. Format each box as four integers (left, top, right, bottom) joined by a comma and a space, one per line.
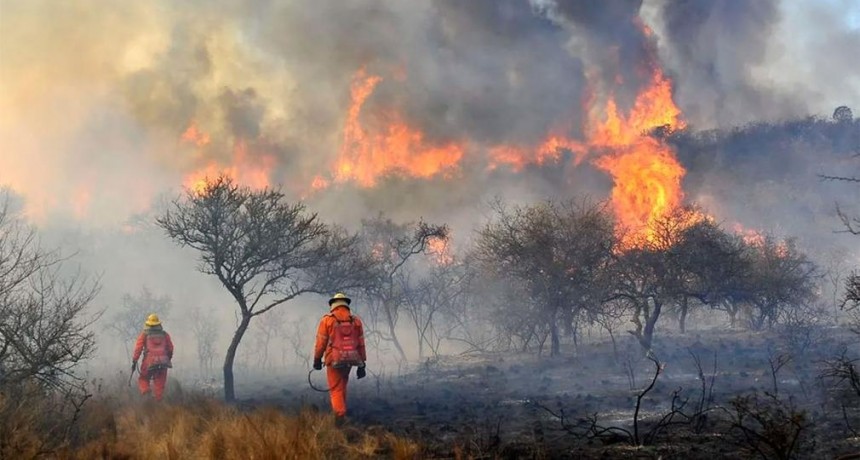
655, 0, 801, 126
1, 0, 858, 227
2, 0, 859, 373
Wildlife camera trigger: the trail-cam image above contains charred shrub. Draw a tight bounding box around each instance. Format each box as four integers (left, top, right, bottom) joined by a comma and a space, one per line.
728, 391, 812, 460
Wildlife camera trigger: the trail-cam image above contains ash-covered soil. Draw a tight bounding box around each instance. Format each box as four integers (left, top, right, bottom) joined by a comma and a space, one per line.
232, 329, 860, 459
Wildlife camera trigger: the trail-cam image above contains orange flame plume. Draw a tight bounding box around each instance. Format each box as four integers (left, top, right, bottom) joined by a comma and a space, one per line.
333, 69, 465, 187
181, 128, 274, 195
427, 235, 454, 266
586, 67, 687, 246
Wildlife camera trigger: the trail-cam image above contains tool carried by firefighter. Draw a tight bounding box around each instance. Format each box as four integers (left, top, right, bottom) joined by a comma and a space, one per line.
308, 366, 330, 392
128, 360, 137, 387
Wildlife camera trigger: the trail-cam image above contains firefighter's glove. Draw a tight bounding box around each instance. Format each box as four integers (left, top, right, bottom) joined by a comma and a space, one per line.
313, 358, 323, 371
356, 364, 366, 380
131, 361, 138, 372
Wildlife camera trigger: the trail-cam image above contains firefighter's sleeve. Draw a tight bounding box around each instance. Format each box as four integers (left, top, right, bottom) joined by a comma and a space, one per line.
313, 317, 329, 361
166, 333, 174, 359
357, 318, 367, 362
132, 333, 145, 362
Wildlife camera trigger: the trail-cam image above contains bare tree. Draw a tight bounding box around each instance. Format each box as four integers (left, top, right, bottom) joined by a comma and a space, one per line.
403, 260, 470, 359
156, 176, 372, 401
252, 306, 286, 371
611, 207, 748, 351
821, 153, 860, 314
189, 306, 218, 375
473, 199, 616, 356
358, 214, 448, 363
671, 219, 750, 333
0, 195, 99, 392
743, 237, 818, 331
822, 247, 851, 324
437, 264, 507, 354
844, 272, 860, 311
283, 317, 312, 369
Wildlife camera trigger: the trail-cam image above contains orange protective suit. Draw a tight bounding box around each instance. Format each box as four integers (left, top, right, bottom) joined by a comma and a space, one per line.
132, 326, 174, 401
313, 306, 366, 417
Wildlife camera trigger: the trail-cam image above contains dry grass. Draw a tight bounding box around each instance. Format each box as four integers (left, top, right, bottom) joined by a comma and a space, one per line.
0, 391, 46, 459
69, 402, 420, 459
2, 377, 421, 460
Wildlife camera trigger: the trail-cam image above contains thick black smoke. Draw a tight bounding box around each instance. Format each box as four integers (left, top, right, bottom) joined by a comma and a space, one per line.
656, 0, 799, 127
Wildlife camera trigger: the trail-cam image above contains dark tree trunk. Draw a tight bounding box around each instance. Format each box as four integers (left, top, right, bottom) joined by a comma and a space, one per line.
384, 302, 408, 362
223, 314, 252, 402
638, 300, 662, 352
607, 327, 618, 361
728, 309, 737, 328
678, 298, 689, 334
550, 321, 560, 356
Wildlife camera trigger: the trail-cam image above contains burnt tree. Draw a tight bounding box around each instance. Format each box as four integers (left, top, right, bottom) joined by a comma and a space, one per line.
403, 259, 471, 359
611, 206, 743, 351
822, 149, 860, 311
473, 199, 616, 356
673, 220, 750, 333
742, 236, 818, 331
358, 214, 448, 363
157, 176, 371, 401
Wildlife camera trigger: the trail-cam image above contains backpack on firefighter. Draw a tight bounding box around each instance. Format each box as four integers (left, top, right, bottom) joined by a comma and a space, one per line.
327, 314, 363, 368
143, 328, 173, 372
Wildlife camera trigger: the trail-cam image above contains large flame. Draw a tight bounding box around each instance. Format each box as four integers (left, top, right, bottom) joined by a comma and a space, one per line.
590, 68, 687, 245
326, 61, 688, 247
494, 67, 688, 246
334, 69, 465, 187
732, 223, 790, 257
489, 135, 587, 171
181, 129, 274, 195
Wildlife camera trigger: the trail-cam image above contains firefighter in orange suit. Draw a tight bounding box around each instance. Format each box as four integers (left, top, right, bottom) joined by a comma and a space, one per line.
313, 293, 367, 418
132, 314, 174, 402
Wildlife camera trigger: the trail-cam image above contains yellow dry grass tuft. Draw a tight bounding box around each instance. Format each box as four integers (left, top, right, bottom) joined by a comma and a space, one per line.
2, 380, 421, 460
66, 399, 421, 459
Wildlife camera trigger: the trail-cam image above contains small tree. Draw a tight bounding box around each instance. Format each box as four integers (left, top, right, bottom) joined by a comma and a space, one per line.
0, 194, 99, 456
252, 306, 286, 371
844, 272, 860, 311
611, 206, 744, 351
358, 214, 448, 363
833, 105, 853, 123
189, 306, 218, 375
742, 237, 818, 331
673, 219, 750, 333
473, 199, 616, 356
402, 260, 470, 359
821, 151, 860, 311
156, 176, 372, 401
0, 195, 99, 391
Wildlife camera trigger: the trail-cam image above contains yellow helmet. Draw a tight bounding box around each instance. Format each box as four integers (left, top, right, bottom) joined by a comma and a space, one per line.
328, 293, 351, 311
145, 314, 162, 327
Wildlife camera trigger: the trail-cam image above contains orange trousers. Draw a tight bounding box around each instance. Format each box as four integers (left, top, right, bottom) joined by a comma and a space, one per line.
326, 366, 351, 417
138, 367, 168, 401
